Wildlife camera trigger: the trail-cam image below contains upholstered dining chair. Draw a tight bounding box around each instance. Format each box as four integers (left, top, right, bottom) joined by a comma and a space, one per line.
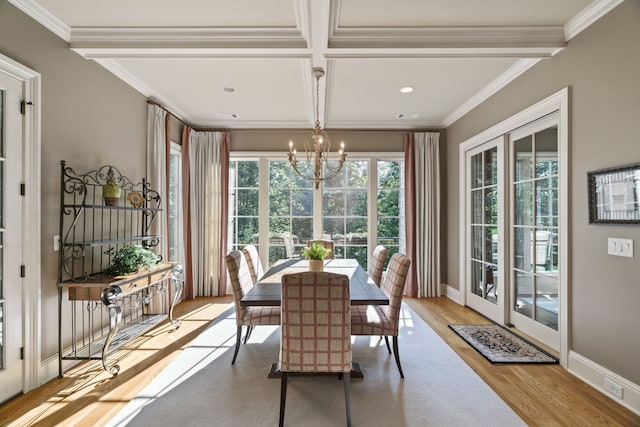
306, 239, 335, 259
351, 252, 411, 378
279, 271, 352, 427
225, 250, 280, 364
242, 244, 264, 285
368, 245, 388, 287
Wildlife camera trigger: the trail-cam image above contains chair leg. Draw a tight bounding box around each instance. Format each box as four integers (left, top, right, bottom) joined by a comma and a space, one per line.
383, 336, 392, 354
231, 326, 242, 364
243, 325, 253, 344
392, 336, 404, 378
343, 372, 352, 427
279, 372, 288, 427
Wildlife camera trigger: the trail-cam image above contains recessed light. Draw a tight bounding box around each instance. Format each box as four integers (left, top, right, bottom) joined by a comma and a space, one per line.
223, 87, 236, 93
400, 86, 414, 94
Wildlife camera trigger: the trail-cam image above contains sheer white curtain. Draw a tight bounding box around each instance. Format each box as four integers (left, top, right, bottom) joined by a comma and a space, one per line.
146, 104, 169, 260
187, 130, 228, 296
411, 132, 441, 297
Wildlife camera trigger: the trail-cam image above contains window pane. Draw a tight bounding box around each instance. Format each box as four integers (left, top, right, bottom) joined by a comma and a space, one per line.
237, 217, 259, 245
292, 189, 312, 216
237, 161, 259, 187
377, 189, 399, 216
269, 190, 290, 216
378, 217, 399, 241
269, 161, 292, 189
346, 189, 367, 216
347, 161, 368, 187
323, 217, 344, 237
237, 189, 258, 216
323, 190, 344, 215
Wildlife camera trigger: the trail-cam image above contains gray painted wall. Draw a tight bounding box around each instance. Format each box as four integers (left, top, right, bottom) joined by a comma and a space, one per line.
445, 1, 640, 384
0, 2, 148, 360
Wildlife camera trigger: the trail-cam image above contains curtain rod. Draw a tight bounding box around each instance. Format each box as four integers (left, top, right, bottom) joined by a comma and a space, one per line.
146, 99, 229, 132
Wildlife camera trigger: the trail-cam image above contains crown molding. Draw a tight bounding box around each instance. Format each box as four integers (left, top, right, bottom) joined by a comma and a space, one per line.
72, 47, 311, 59
564, 0, 624, 41
326, 119, 444, 130
8, 0, 70, 41
443, 58, 542, 127
324, 46, 560, 59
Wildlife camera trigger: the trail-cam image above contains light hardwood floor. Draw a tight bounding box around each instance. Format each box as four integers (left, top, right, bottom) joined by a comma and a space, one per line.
1, 296, 638, 426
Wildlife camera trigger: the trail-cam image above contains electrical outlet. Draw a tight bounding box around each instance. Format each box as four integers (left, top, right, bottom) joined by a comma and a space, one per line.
53, 235, 59, 252
604, 377, 623, 399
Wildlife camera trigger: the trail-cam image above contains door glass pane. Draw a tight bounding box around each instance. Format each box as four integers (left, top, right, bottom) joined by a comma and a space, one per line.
471, 153, 483, 188
514, 136, 532, 181
471, 189, 482, 223
484, 188, 497, 224
484, 147, 497, 185
514, 182, 533, 225
514, 271, 533, 318
470, 260, 482, 297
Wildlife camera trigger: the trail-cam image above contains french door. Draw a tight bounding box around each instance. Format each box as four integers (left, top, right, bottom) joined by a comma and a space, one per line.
464, 112, 562, 352
465, 137, 506, 324
509, 115, 560, 349
0, 68, 25, 403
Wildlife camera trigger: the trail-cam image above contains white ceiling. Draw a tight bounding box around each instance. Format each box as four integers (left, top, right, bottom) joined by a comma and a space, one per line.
10, 0, 618, 129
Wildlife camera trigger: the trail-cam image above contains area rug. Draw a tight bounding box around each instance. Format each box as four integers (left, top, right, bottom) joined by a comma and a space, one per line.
107, 304, 525, 427
449, 324, 558, 364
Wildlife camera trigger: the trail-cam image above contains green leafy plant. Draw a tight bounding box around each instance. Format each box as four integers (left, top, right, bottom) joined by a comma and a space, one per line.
104, 245, 159, 276
301, 242, 331, 260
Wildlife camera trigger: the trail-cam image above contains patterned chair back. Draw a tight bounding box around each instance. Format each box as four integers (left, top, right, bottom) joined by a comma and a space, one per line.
280, 271, 351, 373
242, 244, 264, 284
368, 245, 388, 287
225, 250, 254, 325
380, 253, 411, 335
306, 239, 335, 259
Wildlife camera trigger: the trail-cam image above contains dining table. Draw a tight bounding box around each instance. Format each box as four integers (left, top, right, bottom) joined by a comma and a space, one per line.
240, 257, 389, 378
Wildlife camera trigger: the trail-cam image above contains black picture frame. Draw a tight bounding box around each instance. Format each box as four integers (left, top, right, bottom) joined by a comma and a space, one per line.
588, 162, 640, 224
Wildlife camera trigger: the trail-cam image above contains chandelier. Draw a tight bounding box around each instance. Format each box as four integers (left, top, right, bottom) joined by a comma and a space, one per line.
288, 67, 346, 189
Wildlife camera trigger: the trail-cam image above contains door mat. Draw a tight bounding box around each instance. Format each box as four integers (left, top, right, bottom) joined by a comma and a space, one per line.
449, 324, 558, 364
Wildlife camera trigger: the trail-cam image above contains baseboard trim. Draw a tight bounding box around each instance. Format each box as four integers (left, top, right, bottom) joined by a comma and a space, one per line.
443, 283, 462, 304
568, 351, 640, 416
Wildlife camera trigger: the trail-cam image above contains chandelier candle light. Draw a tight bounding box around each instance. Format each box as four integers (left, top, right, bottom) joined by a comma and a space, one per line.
288, 67, 346, 189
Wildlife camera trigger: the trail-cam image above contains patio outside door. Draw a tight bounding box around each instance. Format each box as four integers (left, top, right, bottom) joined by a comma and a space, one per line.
0, 69, 25, 403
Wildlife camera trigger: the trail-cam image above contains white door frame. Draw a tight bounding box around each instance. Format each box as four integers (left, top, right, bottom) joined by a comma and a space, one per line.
458, 88, 569, 366
0, 53, 41, 393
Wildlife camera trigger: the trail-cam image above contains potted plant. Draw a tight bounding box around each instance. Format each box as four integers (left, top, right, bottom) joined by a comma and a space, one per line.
104, 245, 159, 276
301, 242, 331, 271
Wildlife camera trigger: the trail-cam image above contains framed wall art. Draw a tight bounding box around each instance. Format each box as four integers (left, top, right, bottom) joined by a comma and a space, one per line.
588, 162, 640, 224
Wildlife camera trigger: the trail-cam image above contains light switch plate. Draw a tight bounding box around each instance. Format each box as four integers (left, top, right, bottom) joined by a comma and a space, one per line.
607, 238, 633, 258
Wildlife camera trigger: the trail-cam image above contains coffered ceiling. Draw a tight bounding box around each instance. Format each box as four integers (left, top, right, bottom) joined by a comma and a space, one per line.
9, 0, 620, 129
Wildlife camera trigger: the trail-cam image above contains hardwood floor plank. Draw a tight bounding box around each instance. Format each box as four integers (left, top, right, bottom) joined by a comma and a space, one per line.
0, 296, 638, 426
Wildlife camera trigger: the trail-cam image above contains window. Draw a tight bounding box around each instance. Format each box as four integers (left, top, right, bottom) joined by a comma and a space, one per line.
228, 155, 404, 272
323, 160, 368, 266
268, 161, 313, 264
377, 160, 404, 268
168, 142, 184, 267
228, 160, 260, 253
